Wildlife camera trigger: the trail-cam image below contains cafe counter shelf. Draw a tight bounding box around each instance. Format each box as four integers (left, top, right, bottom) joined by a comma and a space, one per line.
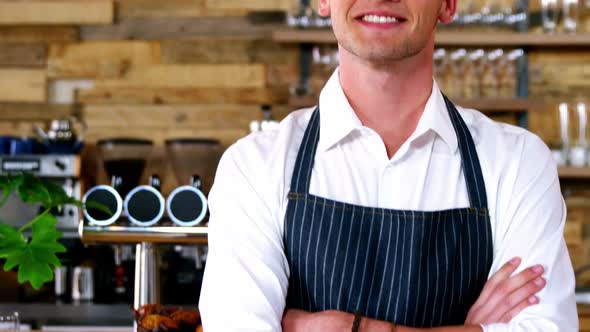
79, 222, 208, 245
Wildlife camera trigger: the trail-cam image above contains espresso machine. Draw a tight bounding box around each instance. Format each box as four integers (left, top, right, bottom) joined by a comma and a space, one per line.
80, 138, 221, 310
0, 118, 85, 236
0, 154, 81, 236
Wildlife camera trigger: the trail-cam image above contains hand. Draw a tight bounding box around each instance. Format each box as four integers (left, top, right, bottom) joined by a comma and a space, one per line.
465, 257, 546, 325
282, 309, 354, 332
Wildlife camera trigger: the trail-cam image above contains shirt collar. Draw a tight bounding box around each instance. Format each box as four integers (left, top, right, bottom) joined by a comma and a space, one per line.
317, 68, 459, 154
412, 80, 459, 154
317, 69, 363, 152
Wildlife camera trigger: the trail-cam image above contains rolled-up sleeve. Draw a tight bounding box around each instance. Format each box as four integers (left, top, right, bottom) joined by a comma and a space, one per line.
482, 135, 578, 331
199, 144, 289, 332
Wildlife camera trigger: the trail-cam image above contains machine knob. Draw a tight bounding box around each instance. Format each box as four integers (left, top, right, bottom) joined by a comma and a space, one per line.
55, 159, 67, 171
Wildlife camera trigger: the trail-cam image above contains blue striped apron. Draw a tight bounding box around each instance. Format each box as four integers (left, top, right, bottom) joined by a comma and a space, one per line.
284, 95, 493, 327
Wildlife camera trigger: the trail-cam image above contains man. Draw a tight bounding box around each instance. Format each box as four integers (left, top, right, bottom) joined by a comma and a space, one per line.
200, 0, 577, 330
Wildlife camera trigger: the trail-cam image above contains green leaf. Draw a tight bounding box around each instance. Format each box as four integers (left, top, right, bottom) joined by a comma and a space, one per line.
16, 173, 51, 206
65, 197, 84, 209
0, 223, 27, 271
84, 200, 113, 216
42, 179, 70, 207
0, 215, 65, 290
0, 223, 26, 251
0, 175, 13, 207
0, 173, 89, 290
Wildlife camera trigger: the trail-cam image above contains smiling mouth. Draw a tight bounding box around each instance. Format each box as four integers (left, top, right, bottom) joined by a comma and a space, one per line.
360, 14, 406, 24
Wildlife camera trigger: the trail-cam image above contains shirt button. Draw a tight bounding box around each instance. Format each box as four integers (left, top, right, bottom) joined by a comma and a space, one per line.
383, 163, 395, 175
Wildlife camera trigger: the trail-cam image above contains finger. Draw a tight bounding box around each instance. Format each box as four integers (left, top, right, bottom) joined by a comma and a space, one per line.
498, 295, 540, 323
477, 257, 522, 303
467, 257, 522, 320
486, 276, 545, 323
475, 265, 544, 322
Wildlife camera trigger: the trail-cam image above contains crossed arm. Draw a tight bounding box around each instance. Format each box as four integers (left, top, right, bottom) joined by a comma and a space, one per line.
282, 258, 546, 332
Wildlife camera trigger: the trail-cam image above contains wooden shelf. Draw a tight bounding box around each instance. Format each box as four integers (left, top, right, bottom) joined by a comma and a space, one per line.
273, 29, 336, 44
559, 167, 590, 179
273, 29, 590, 47
436, 31, 590, 47
289, 96, 543, 112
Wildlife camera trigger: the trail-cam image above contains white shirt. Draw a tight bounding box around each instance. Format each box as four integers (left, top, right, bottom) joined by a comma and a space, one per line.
200, 69, 578, 331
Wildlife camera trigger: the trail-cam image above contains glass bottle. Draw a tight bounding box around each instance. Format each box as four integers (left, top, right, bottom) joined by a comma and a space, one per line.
542, 0, 560, 33
563, 0, 581, 33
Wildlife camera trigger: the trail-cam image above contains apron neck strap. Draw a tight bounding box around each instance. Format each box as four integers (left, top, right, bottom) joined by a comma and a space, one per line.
290, 108, 321, 194
289, 96, 488, 210
442, 94, 488, 209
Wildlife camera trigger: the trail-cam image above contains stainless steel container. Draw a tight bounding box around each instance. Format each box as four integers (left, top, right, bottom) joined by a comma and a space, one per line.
72, 267, 94, 301
54, 266, 68, 301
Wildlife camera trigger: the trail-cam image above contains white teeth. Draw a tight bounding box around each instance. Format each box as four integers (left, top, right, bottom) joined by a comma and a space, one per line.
362, 15, 399, 23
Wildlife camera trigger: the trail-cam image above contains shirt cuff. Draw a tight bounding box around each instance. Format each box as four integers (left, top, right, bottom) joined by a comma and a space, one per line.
481, 323, 504, 332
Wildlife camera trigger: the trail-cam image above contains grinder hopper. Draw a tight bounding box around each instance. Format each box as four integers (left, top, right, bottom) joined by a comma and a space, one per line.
165, 139, 222, 195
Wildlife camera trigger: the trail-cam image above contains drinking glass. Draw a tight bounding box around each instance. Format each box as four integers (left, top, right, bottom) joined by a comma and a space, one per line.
286, 4, 303, 28
0, 312, 19, 332
299, 6, 314, 28
286, 4, 315, 28
553, 102, 571, 166
503, 0, 528, 28
329, 48, 339, 69
571, 102, 588, 167
312, 46, 338, 72
464, 0, 483, 25
481, 0, 505, 26
312, 46, 322, 65
542, 0, 560, 33
319, 46, 332, 67
563, 0, 580, 33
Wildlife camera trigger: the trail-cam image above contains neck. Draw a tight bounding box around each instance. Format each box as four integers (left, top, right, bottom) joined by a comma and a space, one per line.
338, 38, 435, 159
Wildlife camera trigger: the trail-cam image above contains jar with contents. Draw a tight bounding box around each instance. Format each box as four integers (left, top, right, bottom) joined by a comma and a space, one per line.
447, 49, 468, 99
463, 49, 485, 99
481, 49, 503, 98
497, 49, 523, 98
433, 49, 449, 93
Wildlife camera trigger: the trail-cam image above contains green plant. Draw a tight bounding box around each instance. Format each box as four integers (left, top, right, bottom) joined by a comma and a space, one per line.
0, 173, 108, 290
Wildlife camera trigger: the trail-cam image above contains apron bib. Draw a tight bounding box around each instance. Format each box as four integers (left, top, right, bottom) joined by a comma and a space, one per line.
283, 95, 493, 327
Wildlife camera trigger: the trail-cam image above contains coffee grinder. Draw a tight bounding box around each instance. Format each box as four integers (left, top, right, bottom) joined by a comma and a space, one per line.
85, 138, 156, 304
159, 139, 222, 303
98, 138, 154, 199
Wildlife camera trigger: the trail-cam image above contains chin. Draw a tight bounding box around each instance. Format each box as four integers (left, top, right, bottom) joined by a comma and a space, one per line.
352, 42, 425, 63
